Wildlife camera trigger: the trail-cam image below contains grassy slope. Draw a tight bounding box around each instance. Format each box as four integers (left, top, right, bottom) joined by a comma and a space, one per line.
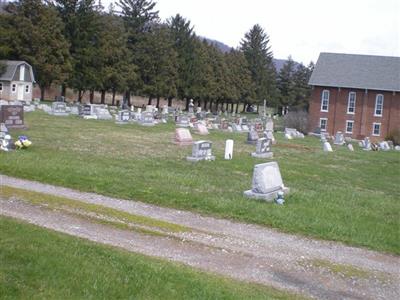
0, 216, 299, 300
1, 111, 399, 254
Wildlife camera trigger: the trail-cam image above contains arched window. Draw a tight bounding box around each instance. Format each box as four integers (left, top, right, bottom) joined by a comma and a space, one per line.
321, 90, 329, 112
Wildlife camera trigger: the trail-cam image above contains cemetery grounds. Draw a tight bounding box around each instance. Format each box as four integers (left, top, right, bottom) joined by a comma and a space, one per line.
0, 111, 399, 299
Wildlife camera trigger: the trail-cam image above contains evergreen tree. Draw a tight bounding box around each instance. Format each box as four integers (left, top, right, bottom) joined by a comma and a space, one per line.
51, 0, 102, 101
292, 61, 314, 110
0, 0, 71, 100
225, 49, 254, 113
240, 24, 277, 110
167, 14, 200, 109
277, 56, 297, 109
96, 12, 137, 105
118, 0, 159, 105
135, 24, 178, 107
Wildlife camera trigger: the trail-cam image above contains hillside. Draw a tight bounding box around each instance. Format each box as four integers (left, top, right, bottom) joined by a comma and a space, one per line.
201, 37, 298, 72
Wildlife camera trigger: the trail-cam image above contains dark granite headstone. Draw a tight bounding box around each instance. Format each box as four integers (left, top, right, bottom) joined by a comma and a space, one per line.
0, 105, 25, 128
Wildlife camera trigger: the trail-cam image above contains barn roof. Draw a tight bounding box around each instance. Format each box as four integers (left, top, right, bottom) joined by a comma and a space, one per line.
308, 53, 400, 92
0, 60, 35, 82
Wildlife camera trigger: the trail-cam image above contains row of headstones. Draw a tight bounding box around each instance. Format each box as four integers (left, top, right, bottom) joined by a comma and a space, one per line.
174, 128, 274, 162
322, 131, 396, 152
284, 128, 305, 139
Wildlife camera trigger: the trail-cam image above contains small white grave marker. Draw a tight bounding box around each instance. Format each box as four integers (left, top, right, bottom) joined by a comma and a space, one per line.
224, 139, 234, 160
323, 141, 333, 152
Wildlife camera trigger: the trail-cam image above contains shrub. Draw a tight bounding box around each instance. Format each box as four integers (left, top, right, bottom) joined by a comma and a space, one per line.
283, 110, 309, 133
385, 128, 400, 145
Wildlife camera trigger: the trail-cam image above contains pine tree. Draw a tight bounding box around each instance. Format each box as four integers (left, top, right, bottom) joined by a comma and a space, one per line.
0, 0, 71, 100
96, 12, 137, 105
225, 49, 254, 113
51, 0, 102, 101
118, 0, 159, 105
292, 61, 314, 110
240, 24, 277, 110
135, 24, 178, 107
167, 14, 201, 110
277, 56, 297, 109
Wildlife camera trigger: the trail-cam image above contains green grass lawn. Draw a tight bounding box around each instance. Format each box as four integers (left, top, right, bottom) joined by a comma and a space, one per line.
1, 111, 399, 254
0, 216, 299, 300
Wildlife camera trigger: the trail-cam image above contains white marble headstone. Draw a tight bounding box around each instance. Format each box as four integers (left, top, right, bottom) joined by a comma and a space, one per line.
224, 139, 234, 160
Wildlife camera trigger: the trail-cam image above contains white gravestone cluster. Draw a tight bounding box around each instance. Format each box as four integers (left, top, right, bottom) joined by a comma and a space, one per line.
284, 128, 304, 139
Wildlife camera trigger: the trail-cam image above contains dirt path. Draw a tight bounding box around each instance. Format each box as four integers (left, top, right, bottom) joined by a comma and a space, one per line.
1, 174, 399, 299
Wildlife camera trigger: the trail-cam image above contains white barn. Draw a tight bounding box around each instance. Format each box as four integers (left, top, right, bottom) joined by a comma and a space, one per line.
0, 60, 35, 102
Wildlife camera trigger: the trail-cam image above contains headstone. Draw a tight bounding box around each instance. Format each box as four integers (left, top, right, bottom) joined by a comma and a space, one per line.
0, 123, 8, 140
244, 162, 289, 201
264, 130, 276, 144
323, 141, 333, 152
362, 137, 371, 151
82, 104, 94, 116
51, 102, 69, 116
379, 141, 390, 151
70, 106, 80, 115
116, 110, 131, 124
174, 128, 193, 146
220, 120, 229, 130
333, 131, 345, 145
251, 137, 273, 158
0, 134, 13, 151
0, 105, 25, 128
195, 123, 209, 135
347, 144, 354, 151
139, 111, 155, 126
0, 123, 8, 133
146, 105, 154, 112
284, 133, 293, 140
95, 107, 113, 120
224, 139, 234, 160
285, 128, 303, 139
247, 130, 259, 144
176, 115, 190, 127
188, 99, 194, 114
54, 95, 65, 102
241, 124, 250, 132
232, 123, 242, 132
23, 105, 36, 112
265, 119, 274, 132
186, 140, 215, 162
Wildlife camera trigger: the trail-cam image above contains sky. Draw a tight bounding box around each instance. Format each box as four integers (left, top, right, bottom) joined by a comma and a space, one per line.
108, 0, 400, 64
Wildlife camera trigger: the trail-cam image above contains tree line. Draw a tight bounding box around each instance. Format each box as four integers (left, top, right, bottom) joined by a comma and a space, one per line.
0, 0, 314, 113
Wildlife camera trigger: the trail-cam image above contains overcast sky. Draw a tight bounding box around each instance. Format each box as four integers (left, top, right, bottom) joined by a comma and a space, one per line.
109, 0, 399, 64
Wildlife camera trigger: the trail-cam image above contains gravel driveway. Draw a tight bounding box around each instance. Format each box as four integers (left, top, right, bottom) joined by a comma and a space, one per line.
1, 174, 399, 299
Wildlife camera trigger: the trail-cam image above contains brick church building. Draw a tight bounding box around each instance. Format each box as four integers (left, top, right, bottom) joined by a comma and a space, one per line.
308, 53, 399, 141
